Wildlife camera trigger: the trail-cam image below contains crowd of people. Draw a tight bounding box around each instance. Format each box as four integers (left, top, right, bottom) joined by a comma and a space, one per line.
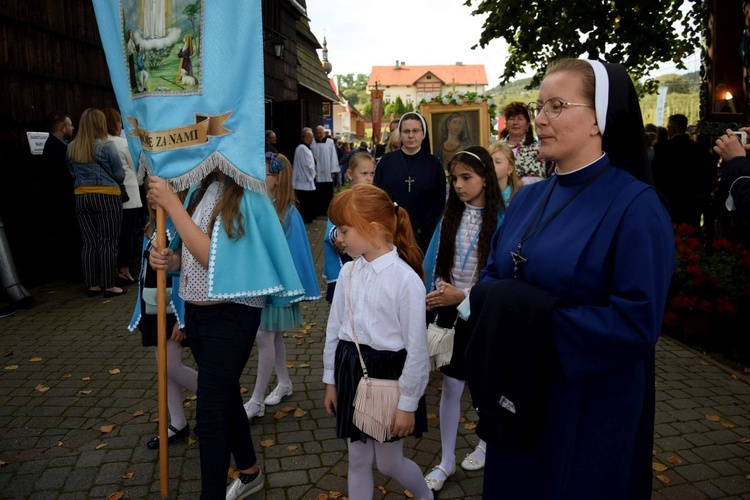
37, 54, 750, 499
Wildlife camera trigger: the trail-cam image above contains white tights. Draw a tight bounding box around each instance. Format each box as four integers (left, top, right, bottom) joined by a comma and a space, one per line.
153, 339, 197, 434
347, 439, 433, 500
249, 329, 291, 403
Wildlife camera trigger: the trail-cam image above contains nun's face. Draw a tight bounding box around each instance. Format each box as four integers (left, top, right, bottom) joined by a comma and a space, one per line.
400, 119, 424, 152
534, 70, 600, 172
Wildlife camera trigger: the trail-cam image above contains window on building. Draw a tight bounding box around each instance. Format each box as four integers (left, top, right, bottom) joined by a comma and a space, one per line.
385, 94, 392, 103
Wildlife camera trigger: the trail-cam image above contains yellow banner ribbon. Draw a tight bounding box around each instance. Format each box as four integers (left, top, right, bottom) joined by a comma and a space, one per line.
127, 112, 233, 153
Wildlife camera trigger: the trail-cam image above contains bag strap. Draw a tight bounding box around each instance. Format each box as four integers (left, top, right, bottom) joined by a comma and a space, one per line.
346, 262, 371, 384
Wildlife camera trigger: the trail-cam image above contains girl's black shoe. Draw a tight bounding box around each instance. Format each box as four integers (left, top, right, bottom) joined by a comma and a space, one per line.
146, 424, 190, 450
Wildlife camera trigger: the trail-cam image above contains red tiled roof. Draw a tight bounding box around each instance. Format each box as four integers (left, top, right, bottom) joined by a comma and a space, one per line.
368, 64, 488, 87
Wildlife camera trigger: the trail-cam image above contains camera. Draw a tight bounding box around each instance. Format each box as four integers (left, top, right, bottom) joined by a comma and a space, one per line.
732, 131, 747, 145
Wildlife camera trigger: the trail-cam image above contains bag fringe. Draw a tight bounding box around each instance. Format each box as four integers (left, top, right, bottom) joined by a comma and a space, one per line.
426, 323, 454, 370
352, 377, 400, 442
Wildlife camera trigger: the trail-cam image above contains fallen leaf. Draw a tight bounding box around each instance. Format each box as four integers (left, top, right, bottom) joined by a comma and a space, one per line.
62, 374, 72, 378
0, 460, 7, 467
186, 395, 197, 401
239, 387, 248, 394
105, 493, 124, 500
286, 362, 295, 368
3, 351, 12, 356
188, 438, 197, 446
132, 410, 145, 417
298, 363, 310, 368
404, 490, 415, 498
666, 456, 682, 465
274, 410, 289, 419
152, 418, 159, 423
731, 374, 739, 380
459, 416, 466, 423
282, 333, 289, 338
260, 439, 275, 447
699, 361, 710, 366
328, 492, 343, 499
108, 369, 121, 375
79, 390, 92, 395
287, 445, 298, 451
733, 400, 741, 406
377, 486, 388, 494
316, 494, 328, 500
722, 421, 736, 428
30, 357, 43, 362
294, 408, 307, 418
656, 474, 670, 485
96, 443, 107, 450
34, 384, 50, 393
4, 365, 18, 371
293, 334, 304, 339
282, 406, 296, 413
706, 414, 721, 422
122, 472, 134, 479
308, 339, 316, 344
57, 441, 63, 447
464, 423, 477, 430
296, 342, 303, 346
183, 402, 191, 408
227, 467, 240, 479
309, 322, 317, 326
100, 424, 115, 433
427, 413, 437, 420
652, 462, 668, 472
740, 437, 750, 443
81, 376, 91, 381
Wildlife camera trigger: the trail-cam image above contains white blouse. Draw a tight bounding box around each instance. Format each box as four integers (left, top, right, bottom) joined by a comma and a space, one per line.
323, 247, 429, 412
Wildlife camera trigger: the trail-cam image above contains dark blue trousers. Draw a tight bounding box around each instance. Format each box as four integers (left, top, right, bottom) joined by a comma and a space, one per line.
185, 302, 261, 499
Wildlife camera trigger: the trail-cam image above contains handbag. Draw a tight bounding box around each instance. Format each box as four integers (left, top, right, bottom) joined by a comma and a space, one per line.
427, 266, 477, 371
346, 264, 400, 443
142, 287, 174, 315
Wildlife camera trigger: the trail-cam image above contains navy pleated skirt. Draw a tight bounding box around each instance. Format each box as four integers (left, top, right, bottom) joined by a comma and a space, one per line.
334, 340, 428, 443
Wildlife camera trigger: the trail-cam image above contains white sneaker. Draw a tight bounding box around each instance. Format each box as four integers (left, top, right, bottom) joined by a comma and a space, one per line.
244, 399, 265, 420
263, 384, 293, 406
226, 467, 263, 499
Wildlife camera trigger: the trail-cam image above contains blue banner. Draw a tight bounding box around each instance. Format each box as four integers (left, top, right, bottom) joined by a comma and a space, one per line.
92, 0, 266, 192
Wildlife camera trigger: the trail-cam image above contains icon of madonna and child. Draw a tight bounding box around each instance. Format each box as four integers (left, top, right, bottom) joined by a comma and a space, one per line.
122, 0, 201, 95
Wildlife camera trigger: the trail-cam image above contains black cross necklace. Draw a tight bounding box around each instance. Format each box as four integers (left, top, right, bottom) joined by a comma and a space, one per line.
511, 165, 611, 278
400, 149, 418, 192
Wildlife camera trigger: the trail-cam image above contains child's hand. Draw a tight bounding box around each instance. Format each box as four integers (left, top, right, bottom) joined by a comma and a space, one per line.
324, 384, 338, 417
170, 323, 186, 342
391, 409, 415, 438
426, 283, 463, 309
149, 241, 173, 270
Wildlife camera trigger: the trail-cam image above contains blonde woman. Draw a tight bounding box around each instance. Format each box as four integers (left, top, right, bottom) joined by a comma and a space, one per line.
66, 108, 127, 298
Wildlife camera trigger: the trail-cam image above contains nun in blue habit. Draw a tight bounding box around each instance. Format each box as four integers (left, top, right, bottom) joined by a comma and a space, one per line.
464, 58, 675, 499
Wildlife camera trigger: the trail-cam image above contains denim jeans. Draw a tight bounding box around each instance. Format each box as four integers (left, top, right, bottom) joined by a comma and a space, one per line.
185, 302, 261, 499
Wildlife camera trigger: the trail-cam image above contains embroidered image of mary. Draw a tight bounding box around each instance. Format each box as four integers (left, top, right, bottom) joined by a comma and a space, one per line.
121, 0, 202, 97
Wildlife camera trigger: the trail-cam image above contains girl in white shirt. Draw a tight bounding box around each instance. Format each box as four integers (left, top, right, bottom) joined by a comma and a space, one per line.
323, 183, 436, 500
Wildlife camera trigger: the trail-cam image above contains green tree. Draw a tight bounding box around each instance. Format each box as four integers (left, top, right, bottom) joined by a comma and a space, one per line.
363, 103, 372, 115
406, 102, 414, 112
394, 96, 407, 115
183, 0, 201, 37
465, 0, 702, 94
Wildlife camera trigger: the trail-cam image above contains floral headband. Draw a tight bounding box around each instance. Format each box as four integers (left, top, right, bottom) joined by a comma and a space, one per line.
265, 151, 285, 174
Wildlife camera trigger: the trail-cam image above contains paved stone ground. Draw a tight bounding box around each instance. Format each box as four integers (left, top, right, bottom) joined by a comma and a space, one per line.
1, 218, 750, 499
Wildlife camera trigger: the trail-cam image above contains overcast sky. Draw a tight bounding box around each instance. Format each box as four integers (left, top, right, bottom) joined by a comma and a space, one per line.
305, 0, 700, 86
305, 0, 514, 87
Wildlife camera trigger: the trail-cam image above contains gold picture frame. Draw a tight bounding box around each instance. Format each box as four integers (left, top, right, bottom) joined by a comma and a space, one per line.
420, 102, 490, 169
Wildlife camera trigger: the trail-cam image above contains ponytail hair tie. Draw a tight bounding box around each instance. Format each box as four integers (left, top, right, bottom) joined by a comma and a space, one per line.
394, 202, 399, 214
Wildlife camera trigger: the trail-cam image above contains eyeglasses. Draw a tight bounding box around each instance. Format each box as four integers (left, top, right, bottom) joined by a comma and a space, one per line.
527, 99, 593, 119
401, 128, 423, 136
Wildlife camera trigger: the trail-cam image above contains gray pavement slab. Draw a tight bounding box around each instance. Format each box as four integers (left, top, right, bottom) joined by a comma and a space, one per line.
1, 218, 750, 498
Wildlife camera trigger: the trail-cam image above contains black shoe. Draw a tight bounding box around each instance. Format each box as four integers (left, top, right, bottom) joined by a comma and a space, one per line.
0, 306, 16, 319
147, 424, 190, 450
103, 288, 128, 298
116, 274, 137, 286
86, 288, 102, 298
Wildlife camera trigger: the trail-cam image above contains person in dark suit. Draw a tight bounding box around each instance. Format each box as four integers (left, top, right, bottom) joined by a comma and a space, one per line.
651, 113, 716, 228
714, 128, 750, 220
43, 112, 82, 280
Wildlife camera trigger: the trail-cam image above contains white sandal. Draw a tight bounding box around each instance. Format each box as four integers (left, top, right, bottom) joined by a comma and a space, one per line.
460, 443, 486, 471
424, 463, 456, 491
